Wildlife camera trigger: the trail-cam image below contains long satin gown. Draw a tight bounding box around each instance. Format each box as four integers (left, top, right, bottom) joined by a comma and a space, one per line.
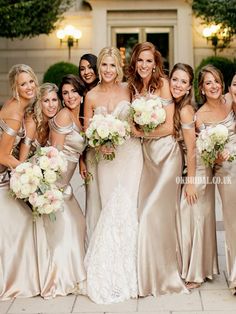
0, 119, 39, 300
85, 148, 101, 248
137, 97, 188, 296
84, 101, 143, 304
33, 118, 87, 298
178, 120, 219, 284
203, 110, 236, 294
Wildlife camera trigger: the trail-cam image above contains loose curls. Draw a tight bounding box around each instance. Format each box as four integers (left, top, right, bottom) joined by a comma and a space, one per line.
127, 42, 165, 97
28, 83, 60, 146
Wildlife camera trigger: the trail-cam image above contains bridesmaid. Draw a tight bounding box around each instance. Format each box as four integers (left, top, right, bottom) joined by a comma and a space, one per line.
128, 42, 187, 296
27, 74, 87, 298
170, 63, 219, 289
0, 64, 39, 300
78, 53, 99, 93
196, 65, 236, 294
19, 82, 60, 161
78, 53, 101, 246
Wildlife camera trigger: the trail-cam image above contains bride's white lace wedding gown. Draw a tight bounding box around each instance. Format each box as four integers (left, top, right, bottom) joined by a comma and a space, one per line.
84, 101, 143, 304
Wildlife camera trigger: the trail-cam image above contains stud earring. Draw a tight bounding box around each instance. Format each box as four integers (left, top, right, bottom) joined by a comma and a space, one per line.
152, 68, 156, 73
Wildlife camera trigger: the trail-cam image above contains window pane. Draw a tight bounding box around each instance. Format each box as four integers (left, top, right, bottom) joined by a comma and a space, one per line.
146, 33, 169, 72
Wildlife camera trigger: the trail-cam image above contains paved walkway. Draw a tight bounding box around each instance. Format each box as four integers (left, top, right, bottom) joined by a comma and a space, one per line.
1, 174, 236, 313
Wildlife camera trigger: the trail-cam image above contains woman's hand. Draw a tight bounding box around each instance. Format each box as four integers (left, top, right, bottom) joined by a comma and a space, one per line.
216, 149, 230, 164
100, 144, 115, 155
184, 183, 197, 206
130, 123, 143, 138
79, 156, 88, 180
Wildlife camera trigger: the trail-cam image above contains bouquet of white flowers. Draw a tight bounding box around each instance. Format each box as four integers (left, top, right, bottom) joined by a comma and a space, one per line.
10, 146, 68, 221
196, 124, 235, 168
130, 96, 166, 133
85, 113, 130, 160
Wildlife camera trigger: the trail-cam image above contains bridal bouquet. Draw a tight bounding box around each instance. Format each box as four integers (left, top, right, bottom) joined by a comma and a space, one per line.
10, 146, 68, 221
196, 124, 235, 168
130, 97, 166, 133
85, 113, 130, 160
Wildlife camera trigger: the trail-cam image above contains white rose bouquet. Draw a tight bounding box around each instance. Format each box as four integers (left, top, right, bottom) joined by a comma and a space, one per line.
85, 113, 130, 160
130, 96, 166, 133
196, 124, 235, 168
10, 146, 68, 221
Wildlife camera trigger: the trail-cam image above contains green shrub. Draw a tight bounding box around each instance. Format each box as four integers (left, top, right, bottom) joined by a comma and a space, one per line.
194, 56, 236, 105
43, 61, 78, 87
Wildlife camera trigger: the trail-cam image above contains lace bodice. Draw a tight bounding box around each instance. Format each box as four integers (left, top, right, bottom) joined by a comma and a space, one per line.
49, 117, 86, 163
94, 100, 131, 121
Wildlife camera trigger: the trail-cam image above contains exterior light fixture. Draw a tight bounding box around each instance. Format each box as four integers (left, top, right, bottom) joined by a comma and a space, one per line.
56, 25, 82, 60
202, 24, 232, 56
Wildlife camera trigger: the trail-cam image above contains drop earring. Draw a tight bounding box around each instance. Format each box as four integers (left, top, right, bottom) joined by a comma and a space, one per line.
202, 91, 205, 95
152, 67, 156, 73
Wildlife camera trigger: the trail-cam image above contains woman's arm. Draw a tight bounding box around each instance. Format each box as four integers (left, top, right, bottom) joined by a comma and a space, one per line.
19, 116, 37, 162
0, 118, 22, 169
180, 106, 197, 205
84, 92, 94, 130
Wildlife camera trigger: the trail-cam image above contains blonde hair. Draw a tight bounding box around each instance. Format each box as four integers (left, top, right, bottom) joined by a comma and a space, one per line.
97, 47, 123, 83
8, 64, 39, 101
27, 83, 60, 145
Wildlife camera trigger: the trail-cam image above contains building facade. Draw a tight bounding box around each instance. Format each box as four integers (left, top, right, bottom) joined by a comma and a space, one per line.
0, 0, 235, 103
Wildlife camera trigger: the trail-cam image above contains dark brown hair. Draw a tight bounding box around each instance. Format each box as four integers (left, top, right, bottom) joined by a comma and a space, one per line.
170, 63, 195, 138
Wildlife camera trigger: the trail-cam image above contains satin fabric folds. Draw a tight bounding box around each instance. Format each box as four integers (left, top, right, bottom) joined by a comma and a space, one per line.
178, 135, 219, 284
34, 118, 86, 298
211, 111, 236, 294
0, 119, 39, 300
138, 135, 188, 296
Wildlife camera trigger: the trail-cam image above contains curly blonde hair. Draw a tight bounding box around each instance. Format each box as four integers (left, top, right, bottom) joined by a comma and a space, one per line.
27, 83, 60, 145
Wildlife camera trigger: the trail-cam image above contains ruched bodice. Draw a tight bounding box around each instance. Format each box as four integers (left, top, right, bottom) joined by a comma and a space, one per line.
49, 117, 86, 163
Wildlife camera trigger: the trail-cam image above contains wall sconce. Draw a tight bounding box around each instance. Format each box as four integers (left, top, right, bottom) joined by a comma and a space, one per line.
202, 24, 232, 56
56, 25, 82, 60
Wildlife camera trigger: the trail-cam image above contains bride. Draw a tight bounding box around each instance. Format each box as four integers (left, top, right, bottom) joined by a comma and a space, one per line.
84, 47, 143, 304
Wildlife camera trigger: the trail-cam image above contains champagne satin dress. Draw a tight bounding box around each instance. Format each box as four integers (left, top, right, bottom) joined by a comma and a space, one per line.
33, 118, 87, 298
137, 97, 188, 297
203, 110, 236, 293
178, 120, 219, 284
0, 119, 39, 300
85, 101, 143, 304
